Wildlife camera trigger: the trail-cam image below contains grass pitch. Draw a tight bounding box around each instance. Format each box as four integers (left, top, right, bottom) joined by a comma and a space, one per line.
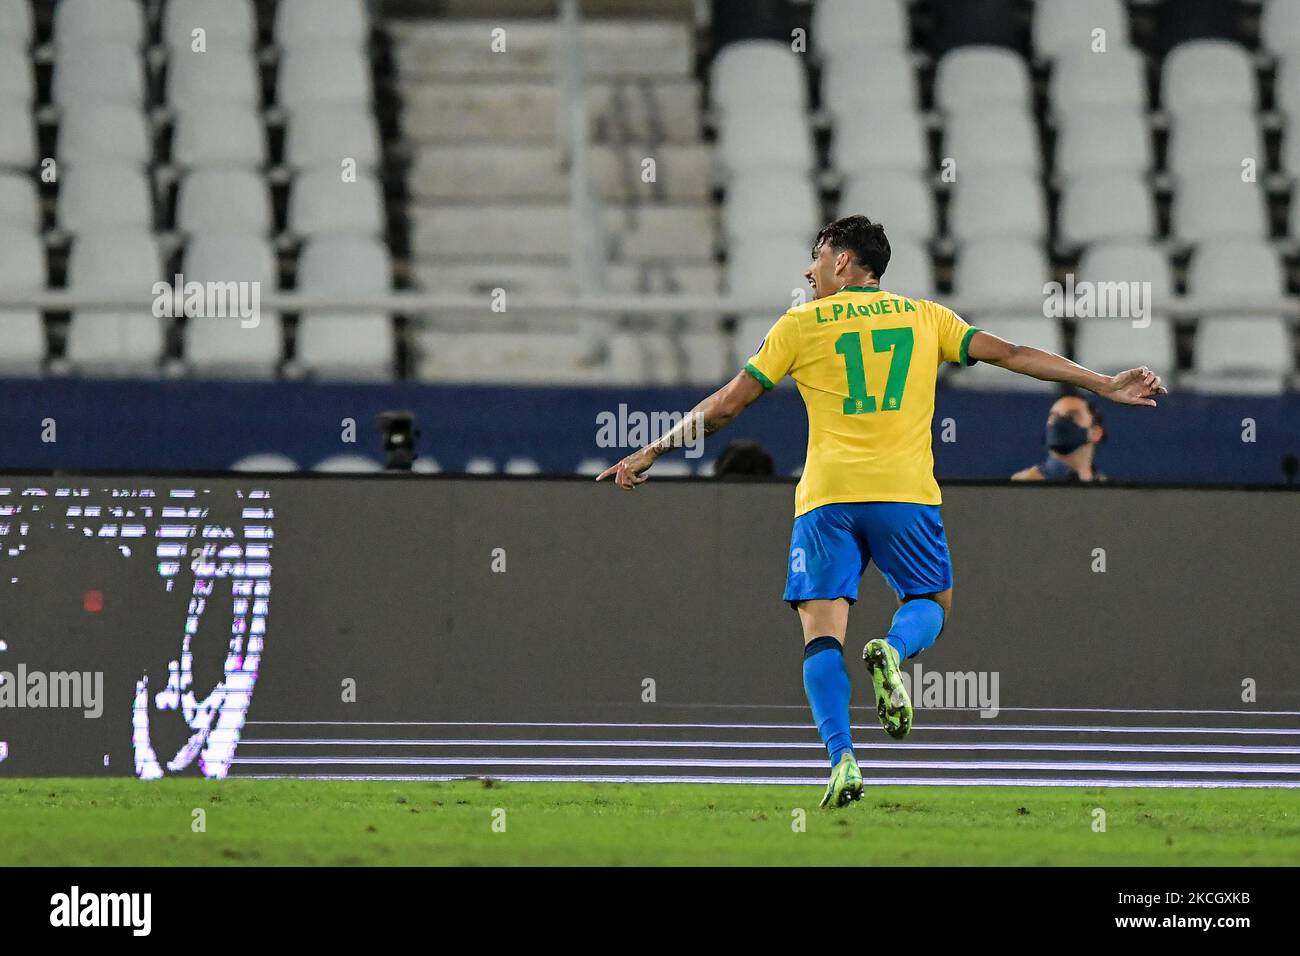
1, 779, 1296, 866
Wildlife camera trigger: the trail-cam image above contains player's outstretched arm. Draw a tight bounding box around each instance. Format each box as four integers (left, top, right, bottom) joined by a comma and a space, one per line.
596, 370, 766, 489
967, 331, 1169, 407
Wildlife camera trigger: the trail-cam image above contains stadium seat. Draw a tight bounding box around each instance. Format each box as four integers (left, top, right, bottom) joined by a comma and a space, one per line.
0, 102, 35, 168
0, 172, 38, 229
0, 228, 47, 375
1033, 0, 1130, 60
287, 169, 385, 237
285, 105, 381, 171
1166, 111, 1262, 178
231, 453, 300, 472
295, 236, 395, 380
166, 49, 261, 108
64, 231, 165, 376
276, 0, 370, 50
1260, 0, 1300, 55
413, 330, 608, 385
1161, 41, 1256, 116
0, 0, 32, 45
1172, 171, 1268, 243
717, 110, 815, 175
934, 46, 1031, 112
943, 108, 1040, 173
952, 239, 1050, 311
175, 168, 273, 235
1276, 50, 1300, 120
725, 234, 815, 305
1055, 108, 1151, 178
830, 106, 928, 175
53, 45, 145, 106
1074, 317, 1176, 375
1048, 48, 1147, 113
722, 171, 819, 242
838, 170, 936, 242
878, 238, 936, 300
164, 0, 258, 51
55, 0, 145, 48
0, 40, 33, 101
821, 48, 917, 116
172, 104, 267, 168
608, 330, 732, 386
277, 46, 373, 108
58, 104, 151, 167
1277, 120, 1300, 179
1078, 242, 1175, 314
710, 41, 807, 115
1185, 318, 1294, 393
181, 233, 282, 377
1058, 172, 1155, 246
812, 0, 908, 56
58, 165, 154, 232
947, 317, 1063, 391
948, 171, 1048, 242
1186, 239, 1283, 299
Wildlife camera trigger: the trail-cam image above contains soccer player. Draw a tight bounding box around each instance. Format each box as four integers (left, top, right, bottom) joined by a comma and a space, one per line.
597, 216, 1166, 808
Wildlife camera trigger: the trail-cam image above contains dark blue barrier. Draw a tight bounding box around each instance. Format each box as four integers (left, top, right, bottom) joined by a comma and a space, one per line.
0, 378, 1295, 483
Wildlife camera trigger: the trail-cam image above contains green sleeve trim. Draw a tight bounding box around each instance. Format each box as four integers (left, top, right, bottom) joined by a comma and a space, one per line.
743, 362, 775, 391
959, 326, 982, 367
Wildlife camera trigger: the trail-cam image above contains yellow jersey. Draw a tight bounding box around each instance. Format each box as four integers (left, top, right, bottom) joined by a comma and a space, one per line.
743, 286, 980, 516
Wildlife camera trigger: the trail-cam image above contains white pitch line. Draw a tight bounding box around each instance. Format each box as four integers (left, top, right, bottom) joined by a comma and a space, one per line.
236, 773, 1300, 789
229, 755, 1300, 773
238, 737, 1300, 755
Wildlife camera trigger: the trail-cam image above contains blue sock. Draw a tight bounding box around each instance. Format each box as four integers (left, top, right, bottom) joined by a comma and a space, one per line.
803, 636, 854, 767
885, 598, 946, 662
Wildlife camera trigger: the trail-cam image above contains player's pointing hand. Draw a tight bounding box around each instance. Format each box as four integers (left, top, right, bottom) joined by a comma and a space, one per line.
596, 447, 656, 490
1102, 367, 1169, 407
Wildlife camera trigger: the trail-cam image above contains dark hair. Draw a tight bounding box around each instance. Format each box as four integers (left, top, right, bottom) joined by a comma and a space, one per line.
813, 215, 891, 280
713, 440, 775, 478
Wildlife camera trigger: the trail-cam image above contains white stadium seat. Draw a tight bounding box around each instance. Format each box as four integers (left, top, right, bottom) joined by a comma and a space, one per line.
821, 48, 917, 116
0, 0, 32, 44
0, 40, 33, 101
1161, 41, 1256, 117
58, 104, 150, 166
1078, 242, 1175, 314
1275, 50, 1300, 120
878, 238, 936, 300
167, 49, 261, 108
813, 0, 908, 56
725, 234, 814, 305
1186, 239, 1283, 298
1049, 47, 1146, 113
1033, 0, 1130, 60
232, 453, 300, 472
935, 46, 1031, 112
277, 46, 373, 108
831, 106, 928, 175
838, 170, 936, 242
943, 108, 1040, 173
64, 231, 165, 376
55, 0, 145, 48
1075, 317, 1176, 376
0, 101, 35, 168
948, 317, 1063, 391
53, 45, 145, 106
295, 236, 395, 380
164, 0, 257, 51
1166, 111, 1262, 178
0, 228, 46, 374
172, 104, 267, 168
1173, 170, 1268, 243
0, 172, 38, 229
58, 165, 154, 232
414, 330, 607, 385
176, 168, 273, 235
287, 169, 385, 237
1186, 318, 1294, 394
948, 171, 1048, 242
285, 105, 381, 171
717, 109, 815, 175
314, 454, 382, 472
710, 41, 807, 114
722, 171, 820, 242
1260, 0, 1300, 55
1058, 172, 1155, 246
1055, 108, 1150, 178
181, 233, 282, 377
953, 239, 1051, 311
276, 0, 370, 50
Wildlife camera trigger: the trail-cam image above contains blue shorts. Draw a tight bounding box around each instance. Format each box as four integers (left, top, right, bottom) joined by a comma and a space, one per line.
783, 502, 953, 606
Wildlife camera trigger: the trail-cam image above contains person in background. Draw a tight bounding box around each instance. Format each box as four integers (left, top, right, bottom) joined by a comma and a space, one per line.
713, 439, 775, 478
1013, 394, 1107, 482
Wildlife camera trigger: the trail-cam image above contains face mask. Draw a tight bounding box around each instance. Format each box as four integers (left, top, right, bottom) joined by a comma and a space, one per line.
1046, 417, 1089, 454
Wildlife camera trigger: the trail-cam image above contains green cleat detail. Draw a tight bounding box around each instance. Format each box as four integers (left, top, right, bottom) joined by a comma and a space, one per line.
818, 753, 864, 809
863, 639, 913, 739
